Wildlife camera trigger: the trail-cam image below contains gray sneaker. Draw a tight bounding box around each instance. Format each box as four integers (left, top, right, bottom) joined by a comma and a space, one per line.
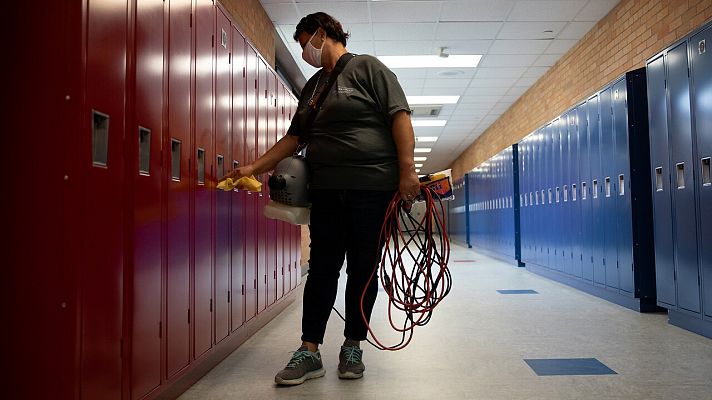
338, 345, 365, 379
274, 347, 326, 386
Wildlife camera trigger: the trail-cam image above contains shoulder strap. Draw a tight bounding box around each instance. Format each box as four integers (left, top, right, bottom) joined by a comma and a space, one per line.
299, 53, 356, 145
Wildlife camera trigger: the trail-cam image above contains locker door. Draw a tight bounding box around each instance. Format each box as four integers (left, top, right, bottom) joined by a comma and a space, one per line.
193, 0, 215, 359
131, 0, 163, 397
257, 59, 268, 312
551, 121, 560, 271
571, 107, 583, 278
166, 0, 192, 378
266, 72, 277, 306
668, 42, 701, 314
588, 94, 605, 285
647, 54, 676, 307
230, 27, 246, 330
276, 83, 286, 300
579, 103, 592, 281
245, 46, 258, 320
690, 26, 712, 317
544, 125, 551, 268
520, 139, 528, 262
82, 0, 126, 398
214, 8, 231, 343
613, 78, 634, 293
561, 116, 571, 271
535, 128, 543, 266
601, 87, 619, 289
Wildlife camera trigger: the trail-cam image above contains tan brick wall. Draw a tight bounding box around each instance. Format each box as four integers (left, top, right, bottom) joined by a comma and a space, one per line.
451, 0, 712, 179
221, 0, 276, 67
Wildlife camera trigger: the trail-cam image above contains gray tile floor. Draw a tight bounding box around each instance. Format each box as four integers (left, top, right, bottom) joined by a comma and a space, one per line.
179, 244, 712, 400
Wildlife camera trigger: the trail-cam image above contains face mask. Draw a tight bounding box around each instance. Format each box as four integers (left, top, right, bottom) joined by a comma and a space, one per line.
302, 30, 325, 68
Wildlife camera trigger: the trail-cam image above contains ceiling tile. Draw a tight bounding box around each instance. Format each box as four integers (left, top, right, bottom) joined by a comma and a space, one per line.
391, 69, 429, 80
575, 0, 620, 21
296, 2, 370, 23
465, 86, 511, 96
522, 66, 549, 78
344, 23, 374, 41
515, 76, 540, 86
488, 39, 551, 55
436, 22, 503, 40
423, 78, 473, 88
506, 86, 530, 96
497, 21, 567, 39
426, 68, 478, 80
373, 23, 437, 41
374, 40, 435, 56
479, 54, 539, 67
371, 1, 442, 23
433, 40, 492, 55
533, 53, 563, 67
475, 67, 527, 78
439, 1, 515, 22
347, 41, 375, 55
262, 3, 301, 24
468, 78, 519, 87
507, 1, 587, 22
544, 39, 578, 54
459, 94, 503, 103
557, 21, 596, 39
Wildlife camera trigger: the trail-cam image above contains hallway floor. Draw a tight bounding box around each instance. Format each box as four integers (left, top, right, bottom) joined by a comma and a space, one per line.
179, 243, 712, 400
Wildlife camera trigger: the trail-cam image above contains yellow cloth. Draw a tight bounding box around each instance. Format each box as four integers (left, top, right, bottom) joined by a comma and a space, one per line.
217, 175, 262, 192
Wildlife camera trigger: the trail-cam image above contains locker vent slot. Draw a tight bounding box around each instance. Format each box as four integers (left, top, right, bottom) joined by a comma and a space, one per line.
556, 187, 560, 203
572, 184, 577, 201
563, 185, 568, 202
138, 127, 151, 176
605, 177, 611, 197
618, 174, 625, 196
197, 148, 206, 185
676, 163, 685, 189
582, 182, 587, 200
593, 180, 598, 198
655, 167, 663, 191
171, 139, 181, 181
217, 155, 224, 179
702, 158, 711, 186
92, 110, 109, 167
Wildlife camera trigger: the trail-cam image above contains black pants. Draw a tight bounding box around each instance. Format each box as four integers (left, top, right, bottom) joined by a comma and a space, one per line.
301, 189, 395, 344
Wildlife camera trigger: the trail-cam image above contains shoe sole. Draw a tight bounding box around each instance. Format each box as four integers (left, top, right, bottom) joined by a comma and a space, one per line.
338, 370, 364, 379
275, 368, 326, 386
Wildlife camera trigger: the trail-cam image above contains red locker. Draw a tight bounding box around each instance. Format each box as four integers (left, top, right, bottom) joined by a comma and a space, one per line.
131, 0, 164, 397
266, 71, 278, 306
244, 46, 259, 321
166, 0, 192, 379
276, 82, 286, 300
296, 224, 302, 286
257, 59, 268, 312
231, 27, 247, 330
81, 0, 127, 398
194, 0, 215, 359
214, 8, 232, 345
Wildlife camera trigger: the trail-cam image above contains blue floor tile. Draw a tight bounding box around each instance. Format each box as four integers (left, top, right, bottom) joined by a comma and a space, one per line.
524, 358, 617, 376
497, 289, 539, 294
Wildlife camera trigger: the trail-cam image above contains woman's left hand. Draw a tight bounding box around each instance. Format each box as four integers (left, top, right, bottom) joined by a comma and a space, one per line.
399, 170, 421, 202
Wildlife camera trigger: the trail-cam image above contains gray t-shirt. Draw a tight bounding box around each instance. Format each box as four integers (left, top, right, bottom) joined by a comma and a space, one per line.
287, 54, 410, 191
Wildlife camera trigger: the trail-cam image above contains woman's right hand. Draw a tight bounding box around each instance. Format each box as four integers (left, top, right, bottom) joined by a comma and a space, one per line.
220, 164, 256, 181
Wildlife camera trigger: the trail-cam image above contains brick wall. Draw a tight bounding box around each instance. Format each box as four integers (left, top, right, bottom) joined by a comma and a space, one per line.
221, 0, 276, 67
451, 0, 712, 179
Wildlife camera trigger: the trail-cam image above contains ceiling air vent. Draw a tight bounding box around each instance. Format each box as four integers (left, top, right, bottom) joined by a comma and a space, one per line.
410, 105, 442, 118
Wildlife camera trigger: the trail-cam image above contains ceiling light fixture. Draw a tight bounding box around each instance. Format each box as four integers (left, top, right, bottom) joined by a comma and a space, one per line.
411, 120, 447, 127
415, 163, 423, 168
415, 136, 438, 142
378, 55, 481, 69
414, 156, 427, 162
407, 96, 460, 105
414, 148, 432, 153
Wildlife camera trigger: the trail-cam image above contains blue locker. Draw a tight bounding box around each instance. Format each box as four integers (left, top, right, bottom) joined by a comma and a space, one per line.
647, 54, 677, 308
579, 103, 592, 280
572, 105, 585, 278
561, 114, 571, 272
522, 137, 531, 262
588, 94, 605, 285
690, 26, 712, 318
613, 77, 635, 293
537, 127, 546, 267
668, 42, 701, 314
600, 86, 619, 289
552, 120, 561, 271
544, 124, 552, 268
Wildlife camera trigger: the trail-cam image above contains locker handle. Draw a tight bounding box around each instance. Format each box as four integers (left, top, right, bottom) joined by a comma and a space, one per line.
702, 158, 711, 187
592, 180, 598, 198
655, 167, 663, 191
618, 174, 625, 196
92, 110, 110, 167
138, 127, 151, 176
676, 163, 685, 189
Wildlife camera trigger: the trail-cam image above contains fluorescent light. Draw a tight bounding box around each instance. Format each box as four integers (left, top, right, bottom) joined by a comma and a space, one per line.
415, 169, 421, 173
407, 96, 460, 105
415, 163, 423, 168
415, 136, 438, 142
411, 120, 447, 127
414, 156, 428, 161
414, 148, 432, 153
379, 55, 481, 69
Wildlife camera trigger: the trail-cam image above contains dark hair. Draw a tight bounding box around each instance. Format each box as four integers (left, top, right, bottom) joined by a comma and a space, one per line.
293, 12, 349, 47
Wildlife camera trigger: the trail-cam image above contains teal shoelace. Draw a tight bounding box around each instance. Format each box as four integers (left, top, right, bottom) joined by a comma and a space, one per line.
342, 347, 362, 364
287, 350, 317, 369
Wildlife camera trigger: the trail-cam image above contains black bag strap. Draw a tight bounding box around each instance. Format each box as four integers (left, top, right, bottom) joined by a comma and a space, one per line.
299, 53, 356, 147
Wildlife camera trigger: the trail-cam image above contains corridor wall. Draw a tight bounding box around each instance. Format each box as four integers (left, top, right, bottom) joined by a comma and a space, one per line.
646, 20, 712, 339
7, 1, 302, 399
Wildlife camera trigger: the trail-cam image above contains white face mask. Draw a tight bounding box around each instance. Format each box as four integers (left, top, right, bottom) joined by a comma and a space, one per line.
302, 30, 325, 68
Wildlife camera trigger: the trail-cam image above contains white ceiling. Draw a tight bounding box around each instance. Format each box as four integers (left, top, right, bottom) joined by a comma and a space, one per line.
260, 0, 619, 173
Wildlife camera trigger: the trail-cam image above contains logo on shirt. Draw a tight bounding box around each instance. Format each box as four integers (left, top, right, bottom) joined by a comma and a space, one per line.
337, 86, 355, 95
